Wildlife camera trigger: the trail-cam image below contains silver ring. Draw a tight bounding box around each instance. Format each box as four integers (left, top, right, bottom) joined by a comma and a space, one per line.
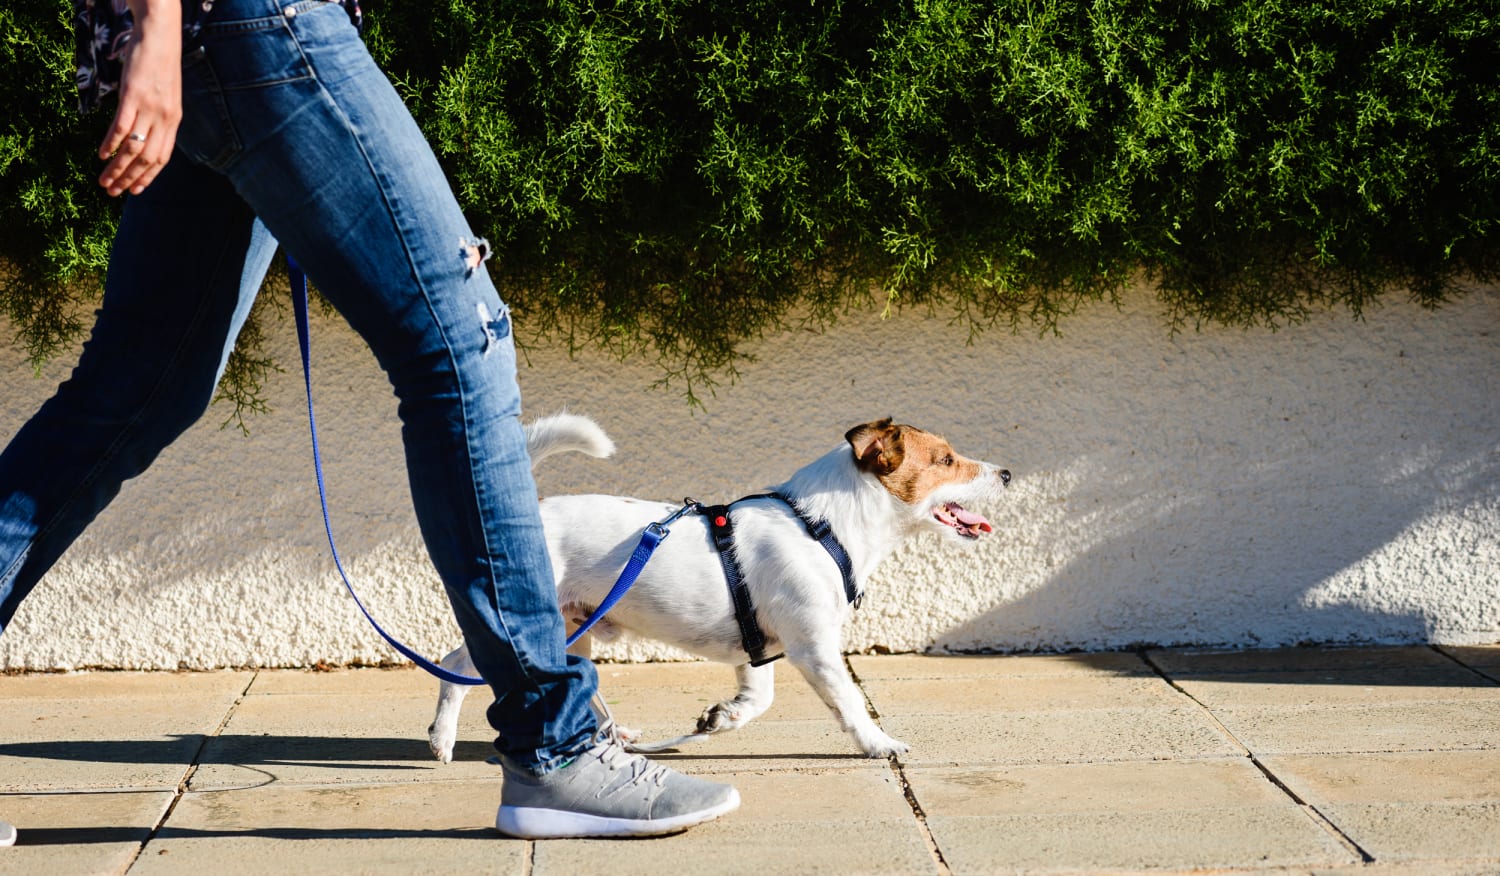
128, 133, 147, 143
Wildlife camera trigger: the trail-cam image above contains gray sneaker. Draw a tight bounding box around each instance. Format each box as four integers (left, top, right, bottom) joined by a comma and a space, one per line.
0, 819, 15, 847
496, 721, 739, 839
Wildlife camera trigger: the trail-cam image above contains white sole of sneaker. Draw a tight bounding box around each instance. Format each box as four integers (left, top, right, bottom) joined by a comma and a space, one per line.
0, 820, 15, 847
495, 788, 740, 839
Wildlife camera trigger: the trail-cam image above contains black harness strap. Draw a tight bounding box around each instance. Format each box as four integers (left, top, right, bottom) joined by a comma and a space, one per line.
701, 494, 863, 668
771, 492, 863, 609
702, 503, 780, 666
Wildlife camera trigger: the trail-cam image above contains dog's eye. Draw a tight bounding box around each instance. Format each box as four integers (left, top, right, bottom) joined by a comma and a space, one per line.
941, 455, 954, 466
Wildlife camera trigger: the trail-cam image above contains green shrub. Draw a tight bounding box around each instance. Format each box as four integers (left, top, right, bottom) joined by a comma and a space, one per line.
5, 0, 1498, 405
1, 0, 114, 365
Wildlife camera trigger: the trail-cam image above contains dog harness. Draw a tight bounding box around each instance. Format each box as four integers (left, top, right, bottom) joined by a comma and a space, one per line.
699, 493, 863, 667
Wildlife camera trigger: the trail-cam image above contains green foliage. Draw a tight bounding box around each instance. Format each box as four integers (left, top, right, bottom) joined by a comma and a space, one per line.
5, 0, 1498, 404
0, 0, 114, 367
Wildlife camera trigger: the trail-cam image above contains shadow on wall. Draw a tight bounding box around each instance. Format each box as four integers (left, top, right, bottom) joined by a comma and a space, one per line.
930, 290, 1500, 653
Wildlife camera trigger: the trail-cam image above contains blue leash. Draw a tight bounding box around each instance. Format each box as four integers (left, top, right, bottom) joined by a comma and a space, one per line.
288, 259, 676, 685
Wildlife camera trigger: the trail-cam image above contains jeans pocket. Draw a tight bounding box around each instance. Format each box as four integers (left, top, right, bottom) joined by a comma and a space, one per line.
201, 4, 318, 91
177, 46, 242, 170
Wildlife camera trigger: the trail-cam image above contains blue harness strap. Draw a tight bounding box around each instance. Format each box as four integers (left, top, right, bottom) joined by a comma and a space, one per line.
289, 259, 676, 686
565, 498, 701, 646
563, 525, 664, 648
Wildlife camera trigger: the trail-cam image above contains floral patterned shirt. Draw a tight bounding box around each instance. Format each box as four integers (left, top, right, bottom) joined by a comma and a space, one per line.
72, 0, 362, 113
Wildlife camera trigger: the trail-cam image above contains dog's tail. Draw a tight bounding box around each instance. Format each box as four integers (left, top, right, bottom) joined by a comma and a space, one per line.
524, 412, 616, 466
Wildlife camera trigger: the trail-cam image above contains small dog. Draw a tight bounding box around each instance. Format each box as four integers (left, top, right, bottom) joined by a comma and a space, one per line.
427, 413, 1010, 760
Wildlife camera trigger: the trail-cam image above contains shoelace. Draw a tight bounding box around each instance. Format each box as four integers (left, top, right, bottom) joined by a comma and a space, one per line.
590, 704, 671, 789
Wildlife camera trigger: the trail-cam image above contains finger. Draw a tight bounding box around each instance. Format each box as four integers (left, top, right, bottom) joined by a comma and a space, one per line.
130, 118, 180, 194
114, 150, 162, 197
98, 130, 152, 195
98, 106, 142, 161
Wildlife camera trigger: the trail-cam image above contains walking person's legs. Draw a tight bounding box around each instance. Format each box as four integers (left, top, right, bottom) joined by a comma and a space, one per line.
1, 0, 736, 840
182, 0, 604, 771
191, 0, 736, 832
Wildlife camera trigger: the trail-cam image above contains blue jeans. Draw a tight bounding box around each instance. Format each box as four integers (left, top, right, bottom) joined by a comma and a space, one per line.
0, 0, 598, 773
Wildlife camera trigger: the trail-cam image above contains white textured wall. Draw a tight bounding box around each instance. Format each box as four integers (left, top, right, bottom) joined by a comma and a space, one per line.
1, 282, 1496, 670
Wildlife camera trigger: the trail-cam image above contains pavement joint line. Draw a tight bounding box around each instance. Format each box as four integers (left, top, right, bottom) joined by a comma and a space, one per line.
1137, 649, 1377, 866
844, 655, 951, 876
122, 668, 259, 871
1432, 643, 1500, 685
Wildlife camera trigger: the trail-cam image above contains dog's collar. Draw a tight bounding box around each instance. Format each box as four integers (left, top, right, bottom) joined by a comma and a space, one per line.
698, 493, 863, 667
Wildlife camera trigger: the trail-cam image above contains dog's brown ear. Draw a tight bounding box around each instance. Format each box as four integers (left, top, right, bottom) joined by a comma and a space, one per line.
846, 418, 904, 475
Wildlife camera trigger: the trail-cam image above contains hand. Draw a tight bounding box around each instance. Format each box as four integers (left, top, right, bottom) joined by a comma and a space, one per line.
98, 0, 183, 197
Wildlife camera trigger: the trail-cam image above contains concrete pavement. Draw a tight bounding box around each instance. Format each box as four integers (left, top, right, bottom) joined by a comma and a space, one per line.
2, 644, 1498, 874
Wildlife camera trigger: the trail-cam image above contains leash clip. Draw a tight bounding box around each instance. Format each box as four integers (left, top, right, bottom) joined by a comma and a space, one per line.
654, 498, 702, 533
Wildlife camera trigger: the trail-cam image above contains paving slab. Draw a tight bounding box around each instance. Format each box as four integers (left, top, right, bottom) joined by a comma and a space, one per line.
850, 652, 1154, 680
1310, 864, 1500, 876
634, 718, 888, 772
246, 666, 436, 696
857, 653, 1239, 767
0, 790, 172, 876
0, 672, 251, 791
1440, 645, 1500, 676
907, 759, 1359, 873
927, 806, 1352, 875
906, 758, 1297, 814
1261, 750, 1500, 865
1316, 803, 1500, 864
1174, 665, 1500, 709
1263, 750, 1500, 805
188, 691, 502, 790
884, 706, 1241, 766
1149, 646, 1455, 676
0, 671, 252, 700
1210, 701, 1500, 755
129, 781, 521, 876
863, 674, 1185, 714
593, 661, 837, 725
532, 770, 933, 875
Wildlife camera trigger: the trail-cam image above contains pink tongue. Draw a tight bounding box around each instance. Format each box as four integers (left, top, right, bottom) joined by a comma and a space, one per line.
951, 505, 993, 533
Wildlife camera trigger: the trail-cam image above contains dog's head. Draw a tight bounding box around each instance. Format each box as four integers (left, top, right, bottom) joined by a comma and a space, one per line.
845, 418, 1010, 541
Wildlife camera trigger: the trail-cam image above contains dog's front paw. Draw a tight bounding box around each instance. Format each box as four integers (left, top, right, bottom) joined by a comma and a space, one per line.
696, 700, 748, 734
860, 732, 910, 759
428, 721, 457, 764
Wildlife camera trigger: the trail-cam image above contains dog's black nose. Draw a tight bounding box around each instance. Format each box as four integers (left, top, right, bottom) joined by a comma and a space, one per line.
999, 469, 1012, 486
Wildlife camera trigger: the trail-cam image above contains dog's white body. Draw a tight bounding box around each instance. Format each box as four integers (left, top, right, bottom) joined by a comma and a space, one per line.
428, 413, 1009, 760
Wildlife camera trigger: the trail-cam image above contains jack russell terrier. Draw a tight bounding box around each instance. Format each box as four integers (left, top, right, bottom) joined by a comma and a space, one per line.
427, 413, 1010, 760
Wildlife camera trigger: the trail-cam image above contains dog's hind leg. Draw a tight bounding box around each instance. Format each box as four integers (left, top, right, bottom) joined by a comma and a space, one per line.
697, 662, 776, 734
427, 644, 478, 763
787, 643, 909, 758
